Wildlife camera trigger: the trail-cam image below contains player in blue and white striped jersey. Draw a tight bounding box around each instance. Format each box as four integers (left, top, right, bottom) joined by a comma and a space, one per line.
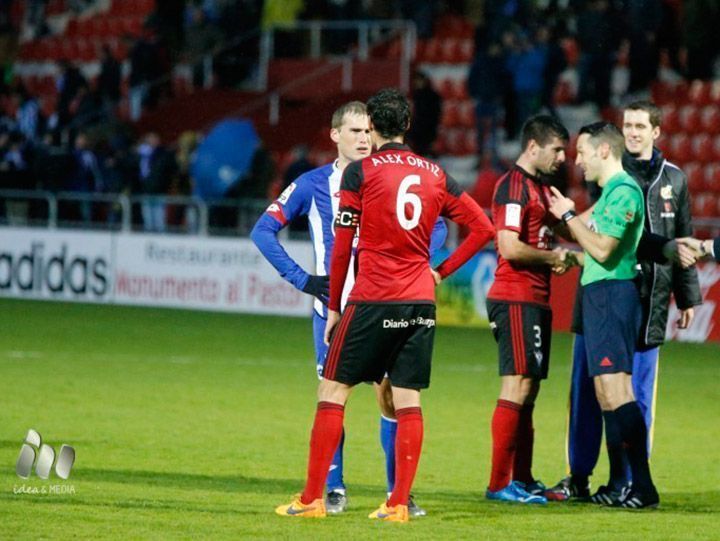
251, 101, 447, 515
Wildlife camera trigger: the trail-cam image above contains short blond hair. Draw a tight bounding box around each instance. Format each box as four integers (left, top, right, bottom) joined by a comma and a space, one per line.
331, 101, 367, 129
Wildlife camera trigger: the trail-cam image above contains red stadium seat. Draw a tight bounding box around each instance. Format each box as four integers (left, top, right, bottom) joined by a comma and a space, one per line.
560, 37, 579, 67
39, 96, 55, 117
420, 38, 441, 63
137, 0, 155, 14
440, 38, 460, 63
688, 80, 712, 106
672, 80, 690, 103
652, 81, 674, 106
443, 129, 464, 155
109, 38, 129, 59
685, 162, 705, 193
463, 129, 478, 155
693, 192, 716, 217
91, 17, 110, 36
46, 37, 63, 60
567, 163, 584, 188
432, 132, 447, 155
553, 80, 574, 104
452, 78, 469, 100
18, 42, 34, 61
66, 19, 79, 37
441, 100, 460, 128
700, 105, 720, 134
107, 18, 125, 37
566, 133, 579, 161
458, 100, 475, 128
62, 39, 81, 61
693, 134, 714, 162
568, 186, 590, 213
76, 17, 93, 37
704, 163, 720, 193
124, 17, 144, 37
78, 39, 96, 62
436, 78, 454, 99
701, 106, 720, 135
668, 133, 692, 164
661, 104, 680, 134
679, 104, 701, 133
656, 134, 670, 156
713, 135, 720, 161
46, 0, 66, 16
710, 81, 720, 103
458, 39, 473, 63
41, 75, 57, 95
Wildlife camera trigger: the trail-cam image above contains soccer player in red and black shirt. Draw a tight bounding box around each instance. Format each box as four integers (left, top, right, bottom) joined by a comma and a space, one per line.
485, 115, 570, 504
276, 88, 495, 522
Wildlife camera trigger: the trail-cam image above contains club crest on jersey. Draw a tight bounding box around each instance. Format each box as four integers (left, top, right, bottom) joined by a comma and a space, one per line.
278, 182, 297, 204
624, 210, 635, 222
660, 185, 673, 200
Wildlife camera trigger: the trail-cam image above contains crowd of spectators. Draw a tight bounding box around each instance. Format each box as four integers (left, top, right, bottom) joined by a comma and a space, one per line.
467, 0, 716, 160
1, 0, 720, 232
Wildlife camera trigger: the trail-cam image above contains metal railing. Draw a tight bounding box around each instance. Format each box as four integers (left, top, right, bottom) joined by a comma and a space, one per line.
133, 19, 416, 125
0, 189, 272, 237
225, 19, 417, 128
3, 190, 720, 247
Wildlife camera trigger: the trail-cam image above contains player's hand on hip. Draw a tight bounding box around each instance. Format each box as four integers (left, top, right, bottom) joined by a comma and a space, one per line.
677, 307, 695, 329
324, 310, 341, 345
302, 275, 330, 305
548, 186, 575, 219
430, 268, 442, 285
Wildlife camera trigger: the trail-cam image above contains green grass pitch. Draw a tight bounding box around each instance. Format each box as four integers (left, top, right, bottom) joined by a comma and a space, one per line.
0, 298, 718, 539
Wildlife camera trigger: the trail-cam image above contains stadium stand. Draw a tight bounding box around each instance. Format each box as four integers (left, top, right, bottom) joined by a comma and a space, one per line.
0, 1, 718, 237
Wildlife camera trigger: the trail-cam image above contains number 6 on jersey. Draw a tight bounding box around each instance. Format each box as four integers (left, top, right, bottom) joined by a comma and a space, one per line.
396, 175, 422, 230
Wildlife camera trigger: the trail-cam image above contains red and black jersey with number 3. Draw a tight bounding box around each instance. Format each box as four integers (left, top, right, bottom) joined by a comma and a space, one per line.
487, 165, 558, 306
328, 142, 495, 310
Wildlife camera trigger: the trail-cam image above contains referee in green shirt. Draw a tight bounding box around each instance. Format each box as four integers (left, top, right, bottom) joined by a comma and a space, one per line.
548, 122, 659, 509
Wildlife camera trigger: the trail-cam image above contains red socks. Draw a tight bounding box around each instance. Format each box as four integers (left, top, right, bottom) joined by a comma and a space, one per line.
489, 399, 522, 491
387, 407, 424, 507
513, 404, 535, 484
300, 402, 345, 504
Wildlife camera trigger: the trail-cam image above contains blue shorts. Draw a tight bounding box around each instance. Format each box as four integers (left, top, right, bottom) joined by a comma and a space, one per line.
313, 312, 329, 379
581, 279, 642, 377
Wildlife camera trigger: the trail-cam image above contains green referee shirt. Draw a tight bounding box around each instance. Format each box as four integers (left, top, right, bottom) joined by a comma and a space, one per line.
581, 171, 645, 286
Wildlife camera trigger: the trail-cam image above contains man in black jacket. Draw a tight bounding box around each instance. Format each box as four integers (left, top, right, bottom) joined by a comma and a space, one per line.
546, 101, 702, 503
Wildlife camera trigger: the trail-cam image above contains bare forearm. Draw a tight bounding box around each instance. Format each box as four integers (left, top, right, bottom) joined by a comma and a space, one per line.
566, 218, 614, 262
502, 240, 558, 266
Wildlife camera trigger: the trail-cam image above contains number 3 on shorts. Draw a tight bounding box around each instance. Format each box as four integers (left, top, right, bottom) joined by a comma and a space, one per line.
396, 174, 422, 230
533, 324, 542, 348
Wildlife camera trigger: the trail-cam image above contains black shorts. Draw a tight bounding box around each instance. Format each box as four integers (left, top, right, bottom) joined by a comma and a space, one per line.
582, 279, 642, 377
322, 303, 436, 389
487, 300, 552, 379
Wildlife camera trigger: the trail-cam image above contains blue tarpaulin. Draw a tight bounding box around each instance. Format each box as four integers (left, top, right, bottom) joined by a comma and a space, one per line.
191, 119, 260, 199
